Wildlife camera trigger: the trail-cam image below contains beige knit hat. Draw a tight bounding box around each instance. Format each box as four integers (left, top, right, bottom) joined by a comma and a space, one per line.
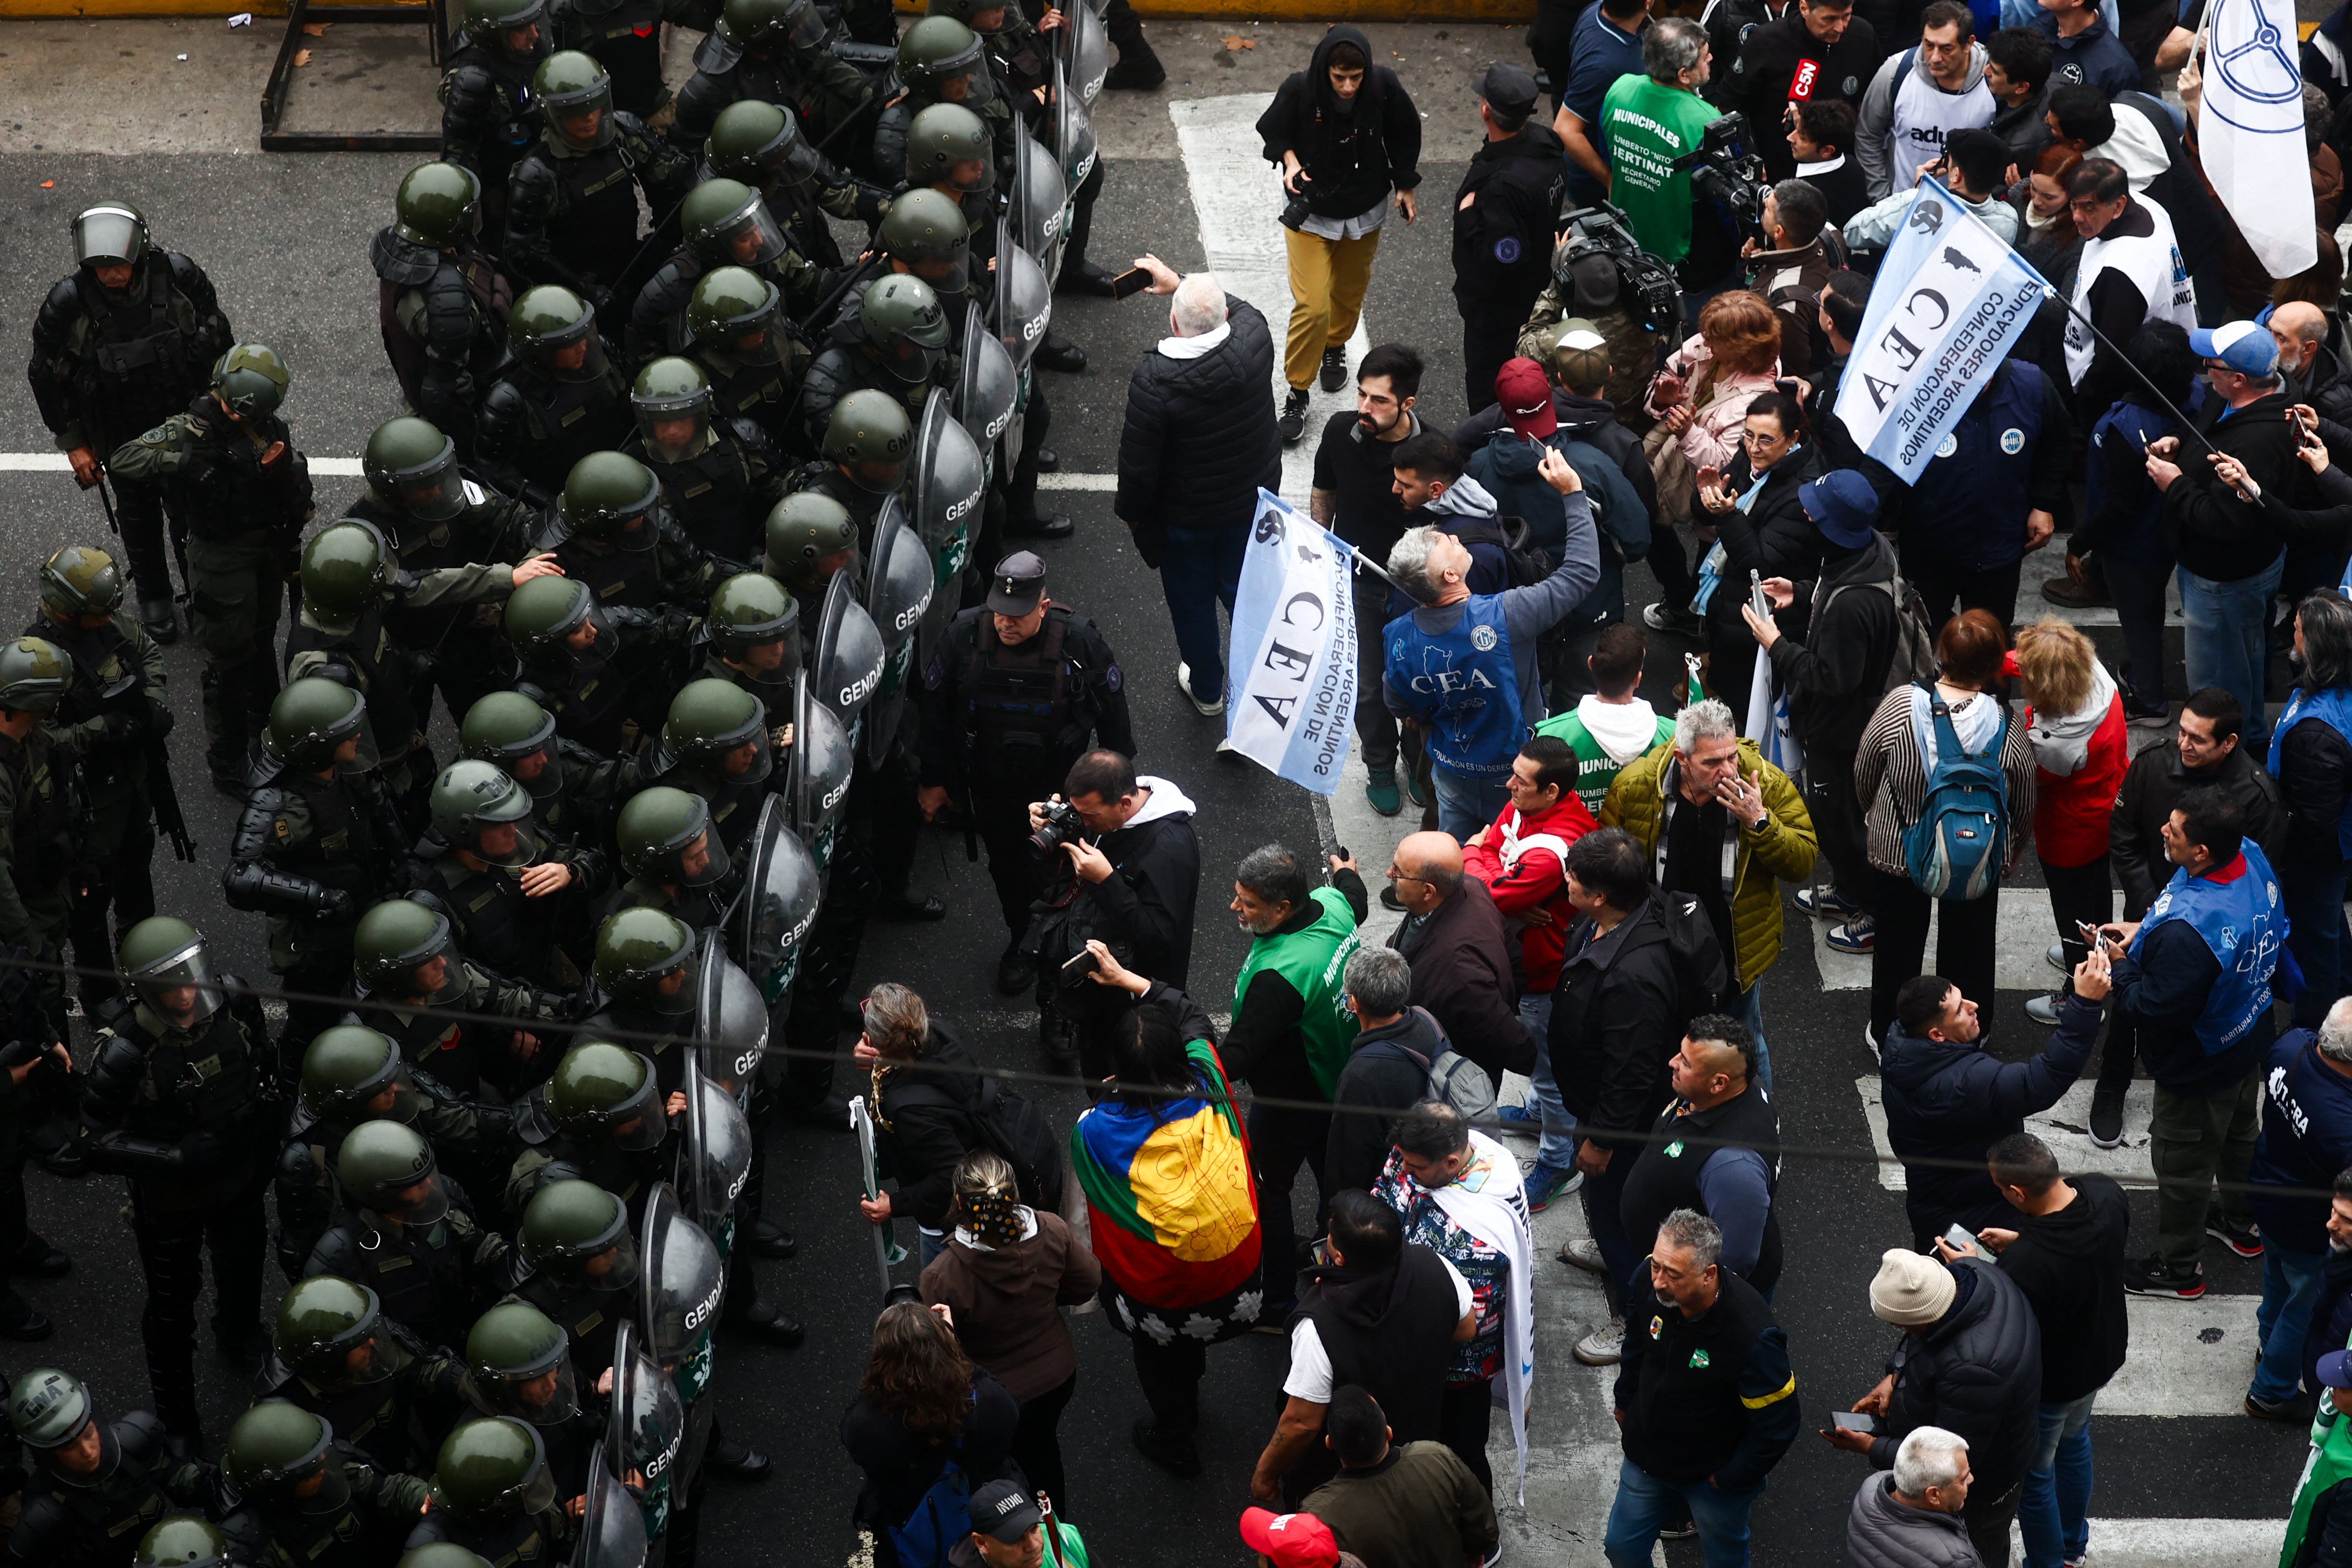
1869, 1248, 1958, 1328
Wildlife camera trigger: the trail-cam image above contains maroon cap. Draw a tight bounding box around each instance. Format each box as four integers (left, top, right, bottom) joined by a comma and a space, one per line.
1495, 358, 1556, 438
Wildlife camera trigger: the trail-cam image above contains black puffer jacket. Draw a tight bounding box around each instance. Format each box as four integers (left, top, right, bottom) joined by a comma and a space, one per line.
1550, 890, 1694, 1145
874, 1021, 988, 1230
1254, 24, 1423, 221
1114, 296, 1282, 552
1870, 1257, 2043, 1501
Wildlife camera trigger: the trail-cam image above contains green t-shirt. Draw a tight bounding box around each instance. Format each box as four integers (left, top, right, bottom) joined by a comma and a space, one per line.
1231, 884, 1363, 1100
1600, 75, 1719, 265
1535, 708, 1676, 818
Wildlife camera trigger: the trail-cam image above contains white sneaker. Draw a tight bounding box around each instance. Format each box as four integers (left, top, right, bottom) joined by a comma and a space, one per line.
1558, 1238, 1608, 1275
1573, 1321, 1624, 1366
1175, 662, 1224, 718
2046, 942, 2068, 975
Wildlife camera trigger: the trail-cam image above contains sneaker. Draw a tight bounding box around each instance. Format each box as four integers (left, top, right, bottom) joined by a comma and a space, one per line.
1403, 767, 1431, 808
2207, 1209, 2263, 1258
2247, 1389, 2318, 1423
1794, 886, 1861, 920
2024, 992, 2066, 1026
2123, 1255, 2206, 1298
1826, 916, 1878, 954
1641, 602, 1702, 636
1523, 1162, 1584, 1212
1366, 768, 1402, 816
1495, 1101, 1539, 1129
1559, 1238, 1608, 1275
1174, 662, 1224, 717
2088, 1087, 2126, 1149
1862, 1021, 1881, 1056
1379, 885, 1407, 913
1658, 1521, 1697, 1541
1572, 1321, 1624, 1365
2046, 942, 2069, 974
1320, 345, 1347, 393
1130, 1419, 1202, 1477
1278, 388, 1311, 444
2126, 698, 2171, 729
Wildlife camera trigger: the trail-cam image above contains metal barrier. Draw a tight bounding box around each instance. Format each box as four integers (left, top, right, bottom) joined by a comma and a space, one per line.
259, 0, 446, 151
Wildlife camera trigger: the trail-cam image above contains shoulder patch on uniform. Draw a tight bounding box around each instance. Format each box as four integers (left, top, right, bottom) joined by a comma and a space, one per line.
273, 818, 290, 840
1104, 663, 1121, 692
1494, 237, 1521, 265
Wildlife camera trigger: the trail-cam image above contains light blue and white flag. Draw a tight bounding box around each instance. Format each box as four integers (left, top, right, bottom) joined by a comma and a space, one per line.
1836, 176, 2049, 486
2199, 0, 2317, 277
1225, 489, 1358, 796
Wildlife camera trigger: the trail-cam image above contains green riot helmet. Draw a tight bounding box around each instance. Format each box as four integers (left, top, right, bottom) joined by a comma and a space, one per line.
392, 163, 485, 250
897, 16, 985, 103
222, 1403, 341, 1512
429, 1417, 557, 1524
680, 177, 790, 272
398, 1551, 495, 1568
117, 915, 225, 1030
822, 389, 916, 492
460, 691, 562, 800
274, 1276, 392, 1387
557, 452, 663, 552
0, 638, 70, 716
503, 576, 613, 668
72, 201, 151, 270
926, 0, 1006, 30
363, 415, 467, 524
859, 273, 952, 385
297, 1025, 419, 1127
516, 1178, 639, 1287
352, 898, 468, 1007
135, 1516, 233, 1568
762, 491, 858, 588
336, 1119, 453, 1226
11, 1366, 98, 1452
431, 759, 543, 868
613, 786, 729, 888
709, 571, 801, 687
630, 356, 714, 464
508, 285, 608, 382
878, 189, 971, 294
212, 343, 291, 420
263, 677, 373, 773
461, 0, 550, 65
905, 102, 995, 195
593, 906, 698, 1015
705, 100, 824, 197
37, 543, 125, 622
534, 50, 615, 151
718, 0, 826, 53
463, 1303, 579, 1426
544, 1041, 666, 1150
658, 678, 773, 784
298, 520, 398, 635
686, 266, 787, 366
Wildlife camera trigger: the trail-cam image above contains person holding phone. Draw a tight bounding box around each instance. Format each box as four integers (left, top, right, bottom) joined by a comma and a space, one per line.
1695, 386, 1823, 724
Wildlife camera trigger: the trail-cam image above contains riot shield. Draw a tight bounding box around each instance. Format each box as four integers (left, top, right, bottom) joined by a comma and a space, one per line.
783, 671, 853, 868
679, 1053, 754, 1248
638, 1183, 721, 1495
812, 568, 887, 736
1051, 60, 1099, 200
575, 1442, 651, 1568
993, 220, 1051, 375
694, 923, 770, 1098
862, 495, 937, 764
955, 299, 1018, 459
909, 392, 984, 672
604, 1320, 685, 1542
1059, 0, 1108, 105
1009, 115, 1067, 279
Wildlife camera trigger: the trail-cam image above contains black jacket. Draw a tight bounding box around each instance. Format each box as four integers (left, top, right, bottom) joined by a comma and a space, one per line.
1326, 1006, 1449, 1195
1391, 879, 1536, 1078
841, 1369, 1020, 1556
1256, 25, 1424, 220
2108, 740, 2286, 917
2280, 700, 2352, 871
1454, 390, 1663, 527
1725, 12, 1882, 182
1706, 442, 1825, 711
1086, 794, 1204, 988
1615, 1270, 1800, 1490
1994, 1173, 2131, 1403
1549, 891, 1685, 1142
1451, 125, 1566, 312
1767, 532, 1901, 756
1870, 1257, 2044, 1501
875, 1021, 990, 1229
1114, 296, 1283, 550
2161, 390, 2322, 581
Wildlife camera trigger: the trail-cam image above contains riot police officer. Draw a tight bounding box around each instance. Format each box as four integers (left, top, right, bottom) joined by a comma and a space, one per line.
802, 273, 955, 452
457, 691, 642, 852
788, 390, 911, 546
703, 100, 889, 273
257, 1276, 463, 1481
622, 359, 787, 566
917, 551, 1131, 992
139, 1517, 246, 1568
369, 165, 512, 460
82, 915, 278, 1439
536, 453, 722, 609
404, 1416, 574, 1565
501, 1179, 634, 1381
419, 761, 606, 991
456, 1304, 599, 1496
223, 679, 409, 1073
553, 0, 696, 121
699, 571, 798, 731
603, 787, 731, 930
30, 545, 175, 1001
572, 912, 702, 1095
349, 899, 565, 1101
503, 1041, 676, 1226
0, 639, 82, 1047
305, 1121, 511, 1354
28, 201, 234, 642
668, 0, 872, 157
628, 177, 836, 363
8, 1368, 215, 1564
106, 345, 311, 793
220, 1401, 432, 1568
682, 266, 807, 453
501, 576, 694, 758
504, 52, 696, 313
476, 287, 630, 507
872, 18, 1009, 191
0, 968, 68, 1341
643, 681, 775, 859
440, 0, 555, 241
761, 490, 861, 636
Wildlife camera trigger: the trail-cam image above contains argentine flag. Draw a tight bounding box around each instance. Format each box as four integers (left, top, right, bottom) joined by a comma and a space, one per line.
1225, 490, 1359, 797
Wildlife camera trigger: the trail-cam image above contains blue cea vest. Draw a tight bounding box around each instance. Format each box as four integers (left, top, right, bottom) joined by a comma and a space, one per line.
2129, 841, 2287, 1055
1906, 361, 2046, 573
1386, 594, 1523, 777
2271, 686, 2352, 857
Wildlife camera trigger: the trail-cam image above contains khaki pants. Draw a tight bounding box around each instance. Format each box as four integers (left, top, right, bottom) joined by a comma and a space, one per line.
2150, 1067, 2261, 1270
1283, 226, 1381, 392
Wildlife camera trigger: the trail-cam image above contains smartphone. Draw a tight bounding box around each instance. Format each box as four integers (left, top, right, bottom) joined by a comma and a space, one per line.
1943, 1223, 1977, 1253
2075, 920, 2103, 946
1060, 949, 1098, 981
1832, 1412, 1882, 1435
1750, 569, 1773, 622
1109, 267, 1153, 300
1773, 377, 1800, 398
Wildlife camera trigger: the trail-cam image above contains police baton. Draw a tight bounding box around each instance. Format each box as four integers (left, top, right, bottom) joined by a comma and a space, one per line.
90, 465, 122, 539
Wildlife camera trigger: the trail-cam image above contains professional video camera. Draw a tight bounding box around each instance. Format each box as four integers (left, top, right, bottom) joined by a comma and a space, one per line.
1673, 112, 1768, 244
1555, 203, 1684, 341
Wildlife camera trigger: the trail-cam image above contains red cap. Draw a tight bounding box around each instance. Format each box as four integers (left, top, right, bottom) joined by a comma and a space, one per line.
1495, 358, 1556, 438
1238, 1508, 1338, 1568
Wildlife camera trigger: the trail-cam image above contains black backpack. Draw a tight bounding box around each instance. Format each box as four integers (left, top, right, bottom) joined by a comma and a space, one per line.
1652, 887, 1729, 1021
891, 1071, 1067, 1217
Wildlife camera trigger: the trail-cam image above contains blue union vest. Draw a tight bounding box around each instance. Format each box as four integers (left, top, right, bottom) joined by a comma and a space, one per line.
2270, 685, 2352, 856
2129, 842, 2286, 1056
1386, 594, 1522, 777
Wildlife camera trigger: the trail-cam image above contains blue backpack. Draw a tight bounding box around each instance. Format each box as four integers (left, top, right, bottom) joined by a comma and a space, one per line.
1900, 684, 2010, 901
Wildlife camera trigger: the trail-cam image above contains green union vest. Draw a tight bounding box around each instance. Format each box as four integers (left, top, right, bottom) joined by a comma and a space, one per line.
2285, 1410, 2352, 1568
1231, 884, 1362, 1100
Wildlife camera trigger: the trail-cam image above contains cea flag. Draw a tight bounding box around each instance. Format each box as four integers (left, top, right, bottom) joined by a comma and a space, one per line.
2199, 0, 2317, 278
1225, 490, 1358, 796
1837, 177, 2049, 485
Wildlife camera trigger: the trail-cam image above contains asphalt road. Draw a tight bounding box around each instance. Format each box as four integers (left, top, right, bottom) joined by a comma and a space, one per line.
0, 26, 2319, 1568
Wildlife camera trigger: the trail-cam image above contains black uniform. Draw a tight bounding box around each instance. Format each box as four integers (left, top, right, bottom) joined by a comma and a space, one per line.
476, 353, 633, 507
503, 1089, 672, 1229
597, 872, 731, 935
368, 228, 512, 461
669, 28, 872, 156
1724, 11, 1881, 182
729, 148, 889, 274
503, 116, 697, 315
555, 0, 695, 119
26, 253, 234, 613
222, 1442, 433, 1568
627, 242, 839, 365
346, 476, 537, 733
419, 842, 609, 992
283, 606, 436, 822
800, 282, 957, 452
500, 1268, 632, 1384
403, 1498, 574, 1567
513, 606, 697, 758
82, 988, 279, 1437
0, 725, 82, 1051
440, 42, 544, 241
252, 1329, 465, 1479
534, 508, 719, 613
622, 418, 788, 566
684, 335, 811, 456
304, 1185, 512, 1355
1451, 122, 1568, 412
275, 1084, 513, 1281
8, 1409, 214, 1568
360, 965, 569, 1103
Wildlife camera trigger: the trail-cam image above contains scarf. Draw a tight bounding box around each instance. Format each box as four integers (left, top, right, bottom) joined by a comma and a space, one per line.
1424, 1132, 1535, 1502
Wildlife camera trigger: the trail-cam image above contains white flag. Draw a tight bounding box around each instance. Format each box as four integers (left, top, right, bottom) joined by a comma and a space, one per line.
2199, 0, 2317, 278
1225, 490, 1358, 796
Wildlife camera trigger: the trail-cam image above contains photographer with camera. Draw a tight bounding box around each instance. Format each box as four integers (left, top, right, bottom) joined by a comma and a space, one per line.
1742, 179, 1837, 374
1513, 209, 1686, 417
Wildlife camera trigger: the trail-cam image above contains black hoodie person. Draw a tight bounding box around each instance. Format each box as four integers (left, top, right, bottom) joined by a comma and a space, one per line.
1256, 25, 1424, 436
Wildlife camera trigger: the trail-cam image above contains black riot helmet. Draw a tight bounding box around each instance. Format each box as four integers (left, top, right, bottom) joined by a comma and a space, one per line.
72, 201, 151, 272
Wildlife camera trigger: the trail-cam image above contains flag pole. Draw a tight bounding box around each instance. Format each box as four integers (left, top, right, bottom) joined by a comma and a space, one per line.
2047, 288, 2271, 508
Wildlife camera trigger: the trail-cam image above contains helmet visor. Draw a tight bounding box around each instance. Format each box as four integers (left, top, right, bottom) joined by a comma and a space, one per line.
384, 919, 469, 1007
714, 617, 801, 688
379, 1170, 454, 1227
546, 77, 618, 151
385, 446, 468, 524
497, 0, 553, 63
768, 124, 825, 193
713, 709, 776, 784
784, 0, 827, 48
473, 1352, 581, 1426
72, 207, 146, 269
472, 814, 545, 871
538, 320, 610, 384
127, 938, 225, 1029
514, 1458, 560, 1518
712, 196, 791, 269
721, 291, 789, 366
878, 319, 949, 385
554, 599, 618, 669
605, 1070, 668, 1152
901, 240, 970, 298
299, 1057, 419, 1127
632, 398, 711, 463
647, 941, 702, 1015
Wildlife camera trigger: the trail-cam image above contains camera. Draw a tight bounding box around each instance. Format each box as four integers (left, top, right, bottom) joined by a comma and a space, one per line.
1279, 191, 1313, 232
1555, 203, 1685, 342
1030, 799, 1087, 854
1673, 113, 1768, 245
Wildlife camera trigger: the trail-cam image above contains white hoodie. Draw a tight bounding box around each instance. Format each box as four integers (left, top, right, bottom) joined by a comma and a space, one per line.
1575, 694, 1666, 765
1123, 775, 1198, 827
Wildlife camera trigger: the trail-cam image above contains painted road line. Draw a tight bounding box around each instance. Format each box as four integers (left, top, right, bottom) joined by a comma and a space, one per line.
2006, 1517, 2279, 1568
2016, 544, 2184, 631
2099, 1294, 2265, 1416
1035, 473, 1119, 491
1813, 891, 2125, 994
1856, 1075, 2156, 1191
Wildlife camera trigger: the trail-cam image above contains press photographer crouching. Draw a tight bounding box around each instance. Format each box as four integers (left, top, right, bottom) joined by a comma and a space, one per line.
1027, 749, 1203, 1077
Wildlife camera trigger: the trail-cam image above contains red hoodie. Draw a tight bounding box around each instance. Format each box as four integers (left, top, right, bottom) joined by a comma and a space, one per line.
1463, 793, 1596, 990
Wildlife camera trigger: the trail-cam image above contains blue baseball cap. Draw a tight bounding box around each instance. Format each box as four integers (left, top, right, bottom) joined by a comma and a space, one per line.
1799, 469, 1880, 549
2320, 1348, 2352, 1390
2190, 320, 2279, 379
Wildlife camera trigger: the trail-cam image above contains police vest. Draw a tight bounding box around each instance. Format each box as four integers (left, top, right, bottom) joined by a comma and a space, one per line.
495, 364, 628, 492
1904, 360, 2044, 572
286, 612, 421, 766
71, 262, 199, 435
41, 613, 149, 793
959, 611, 1088, 785
2064, 198, 2197, 387
0, 730, 76, 894
1884, 53, 1993, 188
273, 771, 382, 907
2129, 842, 2284, 1055
649, 433, 764, 564
535, 141, 644, 286
1386, 594, 1524, 777
555, 533, 662, 611
2272, 685, 2352, 856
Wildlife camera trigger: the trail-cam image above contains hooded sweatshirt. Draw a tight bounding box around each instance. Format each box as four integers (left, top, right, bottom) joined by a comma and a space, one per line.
2018, 656, 2127, 867
1463, 791, 1595, 988
1536, 694, 1676, 816
1856, 39, 1993, 200
1088, 774, 1203, 988
1463, 430, 1651, 632
1255, 25, 1424, 225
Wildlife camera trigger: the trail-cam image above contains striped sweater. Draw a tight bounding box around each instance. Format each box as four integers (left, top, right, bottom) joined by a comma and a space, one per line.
1853, 684, 2038, 878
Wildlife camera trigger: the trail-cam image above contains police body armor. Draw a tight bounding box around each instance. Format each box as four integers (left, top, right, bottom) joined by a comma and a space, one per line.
439, 45, 543, 206
508, 1091, 670, 1222
425, 857, 575, 990
228, 1437, 423, 1568
0, 727, 82, 897
256, 1325, 459, 1479
517, 642, 644, 759
15, 1410, 190, 1568
478, 362, 632, 502
42, 614, 152, 798
285, 611, 423, 771
559, 0, 670, 117
507, 1268, 630, 1383
243, 770, 385, 926
370, 237, 511, 426
346, 480, 528, 676
307, 1207, 489, 1356
84, 994, 273, 1206
63, 262, 206, 445
509, 129, 662, 294
688, 341, 802, 446
960, 607, 1088, 799
171, 394, 313, 543
636, 421, 774, 566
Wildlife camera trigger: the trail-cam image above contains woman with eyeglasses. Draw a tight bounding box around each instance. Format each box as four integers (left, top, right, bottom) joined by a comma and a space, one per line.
1696, 388, 1825, 723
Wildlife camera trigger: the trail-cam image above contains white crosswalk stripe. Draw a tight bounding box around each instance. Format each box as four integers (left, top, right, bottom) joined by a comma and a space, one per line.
1855, 1075, 2156, 1191
0, 452, 365, 476
1810, 891, 2126, 995
2006, 1517, 2279, 1568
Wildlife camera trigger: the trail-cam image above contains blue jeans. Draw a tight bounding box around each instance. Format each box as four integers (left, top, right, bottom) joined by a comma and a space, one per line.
2253, 1242, 2329, 1403
1431, 763, 1511, 842
1519, 992, 1577, 1171
2285, 859, 2352, 1030
918, 1225, 947, 1267
1603, 1457, 1763, 1568
2178, 555, 2284, 744
1730, 981, 1772, 1095
2017, 1390, 2096, 1568
1158, 525, 1248, 704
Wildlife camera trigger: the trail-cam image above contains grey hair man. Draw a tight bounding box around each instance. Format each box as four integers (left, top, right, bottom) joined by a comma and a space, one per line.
1848, 1427, 1977, 1568
1327, 943, 1448, 1194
